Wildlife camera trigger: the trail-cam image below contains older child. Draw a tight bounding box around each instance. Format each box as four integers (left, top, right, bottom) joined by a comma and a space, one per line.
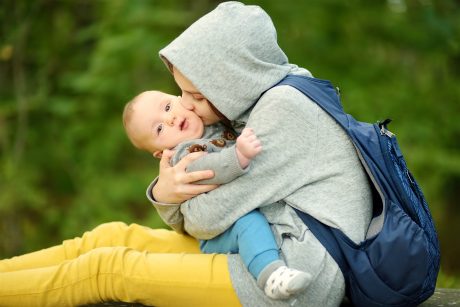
123, 90, 311, 300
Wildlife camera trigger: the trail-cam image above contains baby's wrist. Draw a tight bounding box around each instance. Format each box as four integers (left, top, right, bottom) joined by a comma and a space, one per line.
236, 147, 251, 169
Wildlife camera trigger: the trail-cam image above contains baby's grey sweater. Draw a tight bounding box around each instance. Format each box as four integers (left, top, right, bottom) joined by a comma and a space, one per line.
171, 123, 246, 185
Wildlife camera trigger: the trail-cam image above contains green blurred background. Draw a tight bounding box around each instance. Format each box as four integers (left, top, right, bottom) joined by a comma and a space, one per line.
1, 0, 459, 288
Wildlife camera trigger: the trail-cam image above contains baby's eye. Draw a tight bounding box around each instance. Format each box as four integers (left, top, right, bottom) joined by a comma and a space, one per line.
165, 103, 171, 112
156, 124, 163, 135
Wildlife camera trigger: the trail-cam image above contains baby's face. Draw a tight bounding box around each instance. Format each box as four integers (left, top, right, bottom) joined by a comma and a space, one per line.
129, 91, 204, 156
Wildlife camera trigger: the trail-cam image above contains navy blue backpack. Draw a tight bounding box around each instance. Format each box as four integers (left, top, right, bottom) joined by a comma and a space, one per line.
273, 75, 440, 307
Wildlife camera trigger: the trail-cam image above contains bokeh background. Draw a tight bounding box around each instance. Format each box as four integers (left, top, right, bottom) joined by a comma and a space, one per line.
1, 0, 459, 288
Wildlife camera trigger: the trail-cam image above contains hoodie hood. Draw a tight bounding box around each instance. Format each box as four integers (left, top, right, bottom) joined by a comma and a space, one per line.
159, 1, 292, 121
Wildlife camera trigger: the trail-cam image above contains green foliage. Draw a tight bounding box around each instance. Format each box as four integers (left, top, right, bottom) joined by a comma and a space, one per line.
1, 0, 459, 287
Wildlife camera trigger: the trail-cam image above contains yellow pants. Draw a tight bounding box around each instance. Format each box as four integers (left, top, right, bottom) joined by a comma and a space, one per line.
0, 222, 241, 307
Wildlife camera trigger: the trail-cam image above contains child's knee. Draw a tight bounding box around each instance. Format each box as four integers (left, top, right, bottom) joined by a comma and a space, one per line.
88, 222, 142, 244
92, 222, 129, 236
234, 211, 267, 229
88, 222, 153, 248
64, 222, 130, 254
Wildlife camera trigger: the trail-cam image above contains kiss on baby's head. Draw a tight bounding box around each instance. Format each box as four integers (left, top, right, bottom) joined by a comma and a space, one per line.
123, 91, 206, 157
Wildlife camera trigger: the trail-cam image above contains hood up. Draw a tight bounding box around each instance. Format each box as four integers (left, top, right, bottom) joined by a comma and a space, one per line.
159, 1, 292, 121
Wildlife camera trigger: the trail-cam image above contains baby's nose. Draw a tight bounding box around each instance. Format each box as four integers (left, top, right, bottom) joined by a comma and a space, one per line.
166, 112, 176, 126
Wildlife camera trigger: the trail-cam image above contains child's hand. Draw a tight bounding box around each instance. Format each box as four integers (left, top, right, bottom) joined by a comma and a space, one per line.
236, 128, 262, 169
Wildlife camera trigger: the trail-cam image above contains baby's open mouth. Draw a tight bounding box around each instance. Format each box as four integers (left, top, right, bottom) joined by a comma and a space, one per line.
180, 119, 187, 131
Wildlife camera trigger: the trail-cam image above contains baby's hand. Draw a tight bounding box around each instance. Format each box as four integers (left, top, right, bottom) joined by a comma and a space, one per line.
235, 128, 262, 169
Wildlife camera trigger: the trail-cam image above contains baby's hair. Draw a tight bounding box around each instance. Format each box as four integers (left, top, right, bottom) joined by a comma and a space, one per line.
122, 95, 143, 150
122, 97, 136, 131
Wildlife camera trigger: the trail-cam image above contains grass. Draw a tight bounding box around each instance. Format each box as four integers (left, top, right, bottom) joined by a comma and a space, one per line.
437, 268, 460, 289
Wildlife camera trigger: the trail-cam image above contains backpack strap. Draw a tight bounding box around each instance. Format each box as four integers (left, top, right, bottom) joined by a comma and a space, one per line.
272, 74, 351, 277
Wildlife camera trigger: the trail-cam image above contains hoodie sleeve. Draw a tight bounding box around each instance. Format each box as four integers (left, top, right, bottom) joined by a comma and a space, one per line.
185, 145, 247, 185
174, 138, 247, 185
148, 87, 320, 239
148, 138, 247, 233
146, 178, 185, 233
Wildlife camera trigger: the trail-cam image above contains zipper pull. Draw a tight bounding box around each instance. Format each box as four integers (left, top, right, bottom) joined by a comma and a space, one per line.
378, 119, 395, 138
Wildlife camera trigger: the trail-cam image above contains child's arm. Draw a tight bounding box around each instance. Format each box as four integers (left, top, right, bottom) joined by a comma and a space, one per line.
179, 128, 262, 185
151, 128, 261, 234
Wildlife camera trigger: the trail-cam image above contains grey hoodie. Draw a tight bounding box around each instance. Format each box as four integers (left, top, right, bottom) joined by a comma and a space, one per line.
149, 2, 373, 306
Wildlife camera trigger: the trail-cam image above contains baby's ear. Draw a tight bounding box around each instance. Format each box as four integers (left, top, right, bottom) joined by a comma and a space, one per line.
153, 151, 162, 159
